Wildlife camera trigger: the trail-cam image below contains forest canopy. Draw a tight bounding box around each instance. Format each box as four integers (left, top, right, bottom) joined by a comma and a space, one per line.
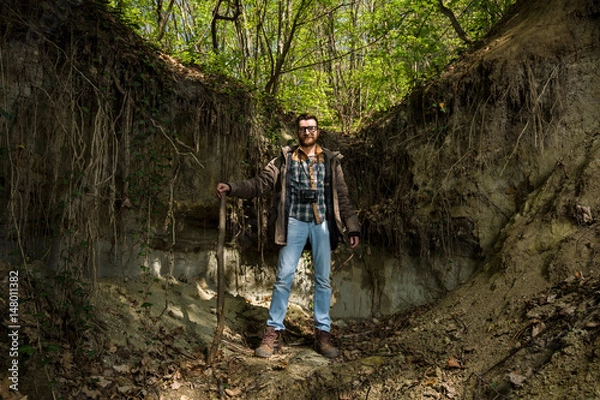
108, 0, 516, 131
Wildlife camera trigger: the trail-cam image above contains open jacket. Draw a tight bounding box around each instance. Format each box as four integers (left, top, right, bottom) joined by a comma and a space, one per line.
227, 145, 360, 248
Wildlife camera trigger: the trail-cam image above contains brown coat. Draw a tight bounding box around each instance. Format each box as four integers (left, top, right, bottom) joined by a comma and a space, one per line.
228, 145, 360, 247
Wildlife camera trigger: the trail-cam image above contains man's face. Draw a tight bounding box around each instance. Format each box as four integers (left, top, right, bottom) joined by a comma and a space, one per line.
297, 119, 319, 147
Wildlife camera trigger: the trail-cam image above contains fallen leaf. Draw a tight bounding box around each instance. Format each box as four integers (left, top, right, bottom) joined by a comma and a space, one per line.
532, 322, 546, 337
171, 381, 182, 390
113, 364, 130, 373
441, 382, 457, 398
91, 375, 112, 388
60, 351, 74, 371
225, 387, 242, 397
423, 378, 437, 386
82, 386, 101, 399
585, 321, 600, 328
508, 371, 527, 386
117, 385, 133, 394
446, 357, 462, 369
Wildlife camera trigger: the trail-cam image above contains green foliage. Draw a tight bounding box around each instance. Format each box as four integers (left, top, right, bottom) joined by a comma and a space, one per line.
107, 0, 515, 131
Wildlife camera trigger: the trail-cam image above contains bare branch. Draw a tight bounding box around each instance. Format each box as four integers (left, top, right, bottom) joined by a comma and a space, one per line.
211, 0, 242, 53
438, 0, 472, 44
155, 0, 175, 42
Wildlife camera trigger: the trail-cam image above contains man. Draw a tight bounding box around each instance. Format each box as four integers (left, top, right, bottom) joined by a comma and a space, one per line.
216, 113, 360, 359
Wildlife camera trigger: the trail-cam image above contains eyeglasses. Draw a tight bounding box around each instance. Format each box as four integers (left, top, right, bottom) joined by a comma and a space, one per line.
298, 126, 318, 133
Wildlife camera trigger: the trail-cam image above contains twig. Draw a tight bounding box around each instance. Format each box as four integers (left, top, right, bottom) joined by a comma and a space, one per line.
500, 120, 529, 177
223, 340, 254, 355
451, 314, 470, 333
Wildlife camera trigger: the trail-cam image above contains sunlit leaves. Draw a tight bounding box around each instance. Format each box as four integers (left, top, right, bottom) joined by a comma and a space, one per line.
107, 0, 515, 130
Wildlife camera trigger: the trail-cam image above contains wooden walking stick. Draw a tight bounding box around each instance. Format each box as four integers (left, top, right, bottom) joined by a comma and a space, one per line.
208, 193, 226, 364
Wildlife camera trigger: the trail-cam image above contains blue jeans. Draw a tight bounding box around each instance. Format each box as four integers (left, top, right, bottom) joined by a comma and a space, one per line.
267, 217, 332, 332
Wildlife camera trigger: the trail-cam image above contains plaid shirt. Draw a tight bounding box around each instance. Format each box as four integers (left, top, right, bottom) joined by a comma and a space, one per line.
287, 146, 327, 224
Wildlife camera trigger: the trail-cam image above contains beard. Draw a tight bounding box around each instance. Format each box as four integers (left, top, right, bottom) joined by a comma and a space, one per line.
299, 134, 317, 147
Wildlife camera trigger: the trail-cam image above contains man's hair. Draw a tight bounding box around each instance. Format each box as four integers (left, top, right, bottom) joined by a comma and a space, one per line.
296, 113, 319, 128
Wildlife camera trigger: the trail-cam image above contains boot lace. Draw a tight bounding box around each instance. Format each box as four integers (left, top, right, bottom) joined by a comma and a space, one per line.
262, 328, 279, 348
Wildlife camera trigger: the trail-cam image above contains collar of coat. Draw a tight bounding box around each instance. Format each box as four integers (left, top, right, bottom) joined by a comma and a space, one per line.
281, 145, 343, 162
291, 144, 325, 163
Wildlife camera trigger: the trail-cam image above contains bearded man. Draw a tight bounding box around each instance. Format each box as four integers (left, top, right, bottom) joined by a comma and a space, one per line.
216, 113, 360, 358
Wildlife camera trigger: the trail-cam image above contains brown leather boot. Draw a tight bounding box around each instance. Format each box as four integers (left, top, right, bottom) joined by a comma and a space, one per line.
254, 326, 282, 358
314, 328, 339, 359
